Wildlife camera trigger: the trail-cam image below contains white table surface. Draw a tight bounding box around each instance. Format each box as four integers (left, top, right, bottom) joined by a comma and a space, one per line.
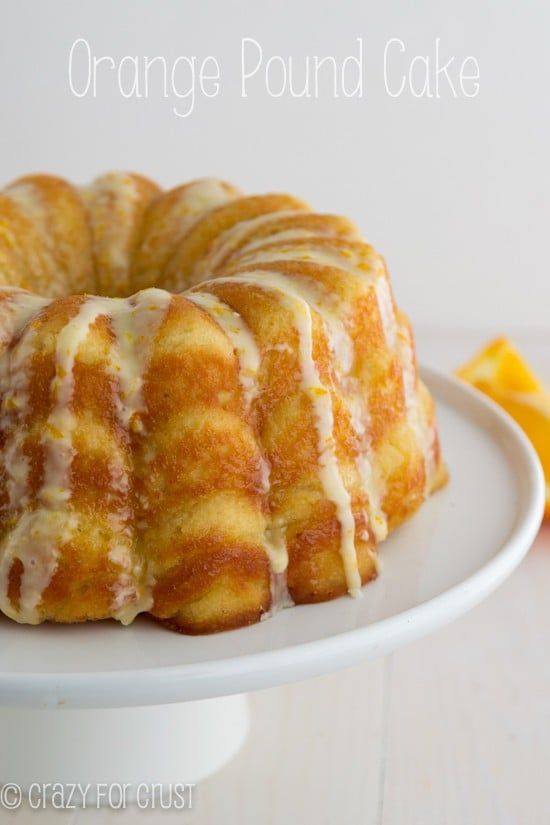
1, 330, 549, 825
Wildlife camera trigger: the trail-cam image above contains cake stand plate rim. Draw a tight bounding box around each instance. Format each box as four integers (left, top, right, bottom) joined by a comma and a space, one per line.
0, 366, 544, 708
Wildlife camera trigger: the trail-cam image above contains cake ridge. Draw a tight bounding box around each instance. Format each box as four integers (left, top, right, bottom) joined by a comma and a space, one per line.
199, 270, 365, 597
186, 289, 292, 611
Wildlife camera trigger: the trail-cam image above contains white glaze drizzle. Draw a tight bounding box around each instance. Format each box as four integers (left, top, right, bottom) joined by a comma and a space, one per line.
81, 173, 139, 276
5, 297, 114, 621
0, 288, 172, 624
198, 210, 306, 275
234, 242, 435, 494
187, 289, 292, 610
211, 272, 363, 597
174, 178, 238, 215
396, 322, 436, 493
109, 288, 173, 434
152, 179, 239, 259
6, 183, 57, 271
137, 180, 239, 290
370, 265, 434, 492
187, 291, 260, 410
103, 288, 173, 623
0, 509, 79, 623
213, 263, 388, 543
0, 290, 51, 511
0, 291, 99, 621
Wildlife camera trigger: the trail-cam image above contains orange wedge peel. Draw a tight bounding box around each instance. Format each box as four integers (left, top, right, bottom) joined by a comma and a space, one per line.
457, 337, 550, 520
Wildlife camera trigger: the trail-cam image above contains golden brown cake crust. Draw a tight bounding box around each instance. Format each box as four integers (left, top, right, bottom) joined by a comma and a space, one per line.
0, 173, 446, 633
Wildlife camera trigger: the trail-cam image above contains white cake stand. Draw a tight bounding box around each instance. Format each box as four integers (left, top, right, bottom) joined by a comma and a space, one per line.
0, 368, 544, 795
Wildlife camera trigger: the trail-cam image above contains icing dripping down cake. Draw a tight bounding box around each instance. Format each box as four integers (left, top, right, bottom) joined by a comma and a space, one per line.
0, 173, 447, 633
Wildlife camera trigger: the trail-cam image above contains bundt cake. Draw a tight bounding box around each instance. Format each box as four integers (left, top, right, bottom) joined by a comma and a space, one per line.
0, 173, 447, 633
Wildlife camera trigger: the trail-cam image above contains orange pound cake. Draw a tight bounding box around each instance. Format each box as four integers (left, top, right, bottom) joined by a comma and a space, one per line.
0, 173, 447, 633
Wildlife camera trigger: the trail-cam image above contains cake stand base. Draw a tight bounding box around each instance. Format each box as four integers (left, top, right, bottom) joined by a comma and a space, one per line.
0, 693, 249, 799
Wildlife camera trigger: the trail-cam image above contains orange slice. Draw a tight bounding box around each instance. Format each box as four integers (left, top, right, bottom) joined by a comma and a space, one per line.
457, 338, 550, 519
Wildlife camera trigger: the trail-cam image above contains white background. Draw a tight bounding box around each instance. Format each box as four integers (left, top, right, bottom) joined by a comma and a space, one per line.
1, 4, 549, 824
0, 0, 548, 335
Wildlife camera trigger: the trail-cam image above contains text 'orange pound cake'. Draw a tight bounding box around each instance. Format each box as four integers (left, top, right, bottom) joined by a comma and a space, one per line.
0, 173, 447, 633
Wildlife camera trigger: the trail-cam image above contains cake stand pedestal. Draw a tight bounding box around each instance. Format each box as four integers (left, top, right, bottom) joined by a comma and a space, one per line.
0, 370, 544, 800
0, 695, 249, 796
